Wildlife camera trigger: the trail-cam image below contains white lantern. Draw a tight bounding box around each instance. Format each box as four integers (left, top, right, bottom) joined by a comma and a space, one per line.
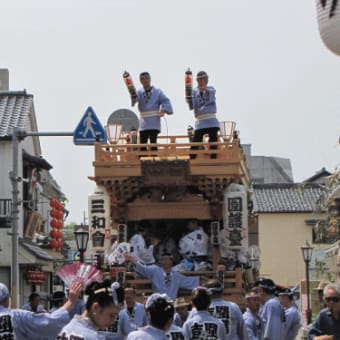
316, 0, 340, 56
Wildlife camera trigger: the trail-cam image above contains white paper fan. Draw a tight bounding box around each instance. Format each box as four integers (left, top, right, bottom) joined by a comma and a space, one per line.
56, 262, 104, 286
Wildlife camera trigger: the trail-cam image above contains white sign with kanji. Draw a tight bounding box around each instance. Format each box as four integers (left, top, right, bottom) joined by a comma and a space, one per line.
88, 186, 111, 251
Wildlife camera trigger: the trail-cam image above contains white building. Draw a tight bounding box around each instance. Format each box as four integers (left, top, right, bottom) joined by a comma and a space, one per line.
0, 69, 66, 308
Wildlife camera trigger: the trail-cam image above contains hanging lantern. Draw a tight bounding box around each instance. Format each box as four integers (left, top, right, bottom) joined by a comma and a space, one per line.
316, 0, 340, 56
50, 229, 58, 239
50, 239, 58, 249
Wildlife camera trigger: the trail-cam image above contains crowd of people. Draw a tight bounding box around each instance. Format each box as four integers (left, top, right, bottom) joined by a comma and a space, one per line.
1, 273, 340, 339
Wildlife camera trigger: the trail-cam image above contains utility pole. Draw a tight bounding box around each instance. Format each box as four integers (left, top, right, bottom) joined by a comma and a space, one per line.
9, 129, 73, 308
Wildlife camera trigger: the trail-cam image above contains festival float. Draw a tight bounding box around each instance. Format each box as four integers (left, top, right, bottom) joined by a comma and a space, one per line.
84, 70, 258, 305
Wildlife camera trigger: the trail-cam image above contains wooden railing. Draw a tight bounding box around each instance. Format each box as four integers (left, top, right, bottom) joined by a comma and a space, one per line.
95, 134, 242, 163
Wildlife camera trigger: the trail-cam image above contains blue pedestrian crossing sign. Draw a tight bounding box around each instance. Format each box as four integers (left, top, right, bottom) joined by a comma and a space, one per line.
74, 106, 106, 145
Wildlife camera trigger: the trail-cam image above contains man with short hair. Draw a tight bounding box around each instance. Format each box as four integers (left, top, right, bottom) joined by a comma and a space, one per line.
278, 288, 301, 340
119, 286, 148, 337
0, 281, 82, 340
243, 288, 263, 340
254, 277, 285, 340
188, 70, 220, 159
133, 72, 173, 151
22, 292, 47, 313
308, 283, 340, 340
183, 287, 227, 340
50, 291, 67, 313
179, 219, 209, 264
204, 279, 248, 340
124, 252, 199, 300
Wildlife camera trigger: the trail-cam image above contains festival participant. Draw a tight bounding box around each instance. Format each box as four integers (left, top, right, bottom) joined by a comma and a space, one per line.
127, 293, 175, 340
132, 72, 173, 151
124, 252, 199, 300
308, 283, 340, 340
183, 286, 227, 340
188, 70, 220, 159
119, 286, 148, 337
178, 219, 209, 269
278, 288, 301, 340
0, 281, 82, 340
243, 289, 263, 340
129, 225, 157, 265
21, 292, 47, 313
204, 279, 248, 340
57, 280, 124, 340
173, 297, 191, 327
50, 291, 67, 313
254, 277, 285, 340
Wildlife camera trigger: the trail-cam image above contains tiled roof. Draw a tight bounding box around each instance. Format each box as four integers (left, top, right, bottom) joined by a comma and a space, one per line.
253, 183, 325, 213
0, 91, 33, 137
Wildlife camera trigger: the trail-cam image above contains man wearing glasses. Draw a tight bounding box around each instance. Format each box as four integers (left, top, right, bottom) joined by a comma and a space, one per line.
308, 283, 340, 340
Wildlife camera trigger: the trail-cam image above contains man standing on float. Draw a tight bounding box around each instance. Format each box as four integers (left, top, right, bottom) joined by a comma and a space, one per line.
133, 72, 173, 151
188, 70, 220, 159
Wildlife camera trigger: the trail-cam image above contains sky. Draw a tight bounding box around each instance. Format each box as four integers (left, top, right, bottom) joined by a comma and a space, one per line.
1, 0, 340, 224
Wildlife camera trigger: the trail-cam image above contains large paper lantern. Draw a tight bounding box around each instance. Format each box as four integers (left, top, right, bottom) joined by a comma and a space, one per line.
317, 0, 340, 55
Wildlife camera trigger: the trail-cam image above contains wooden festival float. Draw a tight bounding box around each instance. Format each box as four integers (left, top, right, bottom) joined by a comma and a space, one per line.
88, 120, 255, 306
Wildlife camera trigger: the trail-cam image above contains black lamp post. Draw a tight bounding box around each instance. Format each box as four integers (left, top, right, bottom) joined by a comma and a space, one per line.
74, 226, 89, 263
301, 241, 314, 324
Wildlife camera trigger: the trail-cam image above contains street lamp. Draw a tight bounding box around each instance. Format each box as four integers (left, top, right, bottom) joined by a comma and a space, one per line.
301, 241, 314, 324
250, 257, 261, 281
74, 226, 89, 263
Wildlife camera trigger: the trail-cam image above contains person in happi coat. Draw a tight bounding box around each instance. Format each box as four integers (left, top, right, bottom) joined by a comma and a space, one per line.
278, 288, 301, 340
173, 297, 191, 327
57, 280, 124, 340
187, 70, 220, 159
243, 288, 263, 340
254, 277, 285, 340
50, 291, 67, 313
127, 293, 175, 340
133, 71, 173, 151
124, 252, 199, 300
21, 292, 47, 313
183, 286, 227, 340
178, 219, 209, 265
0, 281, 82, 340
119, 286, 148, 337
204, 279, 248, 340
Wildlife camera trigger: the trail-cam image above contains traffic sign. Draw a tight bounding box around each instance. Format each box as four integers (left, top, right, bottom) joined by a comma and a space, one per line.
73, 106, 106, 145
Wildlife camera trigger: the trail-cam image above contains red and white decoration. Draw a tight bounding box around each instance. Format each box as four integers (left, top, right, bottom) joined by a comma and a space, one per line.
49, 199, 64, 251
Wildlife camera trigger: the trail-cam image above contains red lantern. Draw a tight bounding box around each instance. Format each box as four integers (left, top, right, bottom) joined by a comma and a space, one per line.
50, 199, 57, 208
50, 239, 58, 249
50, 219, 58, 228
50, 229, 58, 239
